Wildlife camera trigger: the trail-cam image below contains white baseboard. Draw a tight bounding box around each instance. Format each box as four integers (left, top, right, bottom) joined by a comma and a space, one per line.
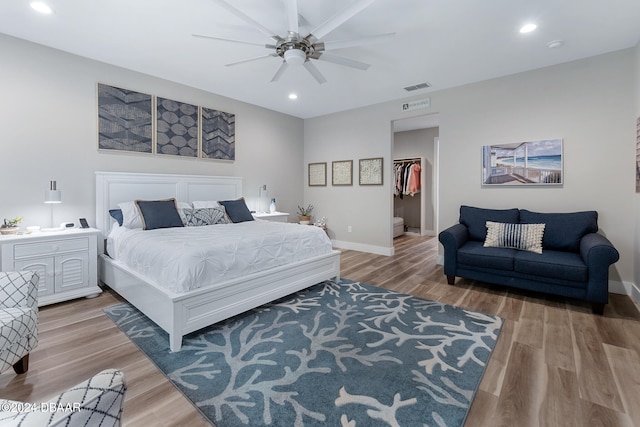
610, 280, 640, 302
331, 240, 394, 256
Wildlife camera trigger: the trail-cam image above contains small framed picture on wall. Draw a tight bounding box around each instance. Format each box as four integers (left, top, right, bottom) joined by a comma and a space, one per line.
359, 157, 383, 185
332, 160, 353, 186
308, 162, 327, 186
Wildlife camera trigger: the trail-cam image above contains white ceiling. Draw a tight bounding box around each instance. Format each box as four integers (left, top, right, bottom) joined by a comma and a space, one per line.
2, 0, 640, 119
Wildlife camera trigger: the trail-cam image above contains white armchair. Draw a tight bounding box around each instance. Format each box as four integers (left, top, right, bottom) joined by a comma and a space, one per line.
0, 271, 38, 374
0, 369, 127, 427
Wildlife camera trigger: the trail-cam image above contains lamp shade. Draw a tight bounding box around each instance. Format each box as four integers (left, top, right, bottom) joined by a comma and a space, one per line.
44, 180, 61, 204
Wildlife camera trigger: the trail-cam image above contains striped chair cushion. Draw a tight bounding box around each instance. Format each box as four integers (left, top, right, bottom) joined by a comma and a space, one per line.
484, 221, 546, 254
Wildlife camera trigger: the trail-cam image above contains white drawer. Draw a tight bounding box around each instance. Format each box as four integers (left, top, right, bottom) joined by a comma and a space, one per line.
14, 237, 89, 258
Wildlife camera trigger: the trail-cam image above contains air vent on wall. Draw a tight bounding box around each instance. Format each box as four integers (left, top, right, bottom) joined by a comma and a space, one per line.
403, 82, 431, 92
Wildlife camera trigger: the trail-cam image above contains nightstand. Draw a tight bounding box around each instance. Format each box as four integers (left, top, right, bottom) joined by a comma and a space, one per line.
252, 212, 290, 223
0, 228, 101, 306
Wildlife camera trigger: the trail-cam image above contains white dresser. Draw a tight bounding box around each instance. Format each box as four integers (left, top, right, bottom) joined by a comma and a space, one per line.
0, 228, 101, 306
252, 212, 290, 222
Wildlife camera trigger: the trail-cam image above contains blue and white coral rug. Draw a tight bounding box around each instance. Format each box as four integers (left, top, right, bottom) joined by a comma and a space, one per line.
104, 279, 503, 427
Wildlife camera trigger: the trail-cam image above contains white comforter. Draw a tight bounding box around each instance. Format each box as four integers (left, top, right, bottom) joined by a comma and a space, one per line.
107, 220, 333, 293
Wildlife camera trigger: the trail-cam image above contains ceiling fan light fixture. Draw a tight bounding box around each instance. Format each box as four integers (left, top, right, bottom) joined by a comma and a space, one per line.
284, 49, 306, 66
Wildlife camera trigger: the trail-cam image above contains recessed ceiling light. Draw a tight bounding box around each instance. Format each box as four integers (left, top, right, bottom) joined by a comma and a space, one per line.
30, 1, 54, 14
519, 23, 537, 33
546, 40, 564, 49
288, 93, 298, 100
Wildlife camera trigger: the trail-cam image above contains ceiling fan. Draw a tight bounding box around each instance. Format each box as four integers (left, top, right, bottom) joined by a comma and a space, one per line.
193, 0, 395, 84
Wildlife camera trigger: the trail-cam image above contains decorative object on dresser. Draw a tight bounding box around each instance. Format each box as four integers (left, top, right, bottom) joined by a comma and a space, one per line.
438, 205, 619, 314
105, 279, 502, 427
297, 204, 314, 224
0, 271, 38, 375
0, 228, 101, 306
0, 217, 23, 235
96, 171, 340, 351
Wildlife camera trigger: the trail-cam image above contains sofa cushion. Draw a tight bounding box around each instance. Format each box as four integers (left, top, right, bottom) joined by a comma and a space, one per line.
484, 221, 545, 254
514, 249, 587, 284
520, 210, 597, 252
458, 241, 516, 271
459, 205, 520, 242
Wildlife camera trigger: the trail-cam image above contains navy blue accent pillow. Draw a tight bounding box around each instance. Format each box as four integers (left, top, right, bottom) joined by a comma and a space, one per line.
520, 209, 597, 252
459, 205, 520, 241
219, 198, 254, 223
135, 199, 184, 230
109, 209, 123, 226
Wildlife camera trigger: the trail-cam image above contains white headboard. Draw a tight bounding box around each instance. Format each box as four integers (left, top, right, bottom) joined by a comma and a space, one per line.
95, 171, 243, 237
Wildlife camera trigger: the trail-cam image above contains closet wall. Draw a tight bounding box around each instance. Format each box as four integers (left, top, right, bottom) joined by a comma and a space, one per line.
393, 127, 439, 235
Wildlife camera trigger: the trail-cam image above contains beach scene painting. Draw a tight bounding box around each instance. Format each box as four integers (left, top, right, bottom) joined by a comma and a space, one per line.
482, 139, 563, 186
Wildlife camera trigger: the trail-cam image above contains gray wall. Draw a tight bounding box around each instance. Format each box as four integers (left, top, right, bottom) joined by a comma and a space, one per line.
0, 34, 304, 227
305, 48, 636, 288
1, 33, 637, 294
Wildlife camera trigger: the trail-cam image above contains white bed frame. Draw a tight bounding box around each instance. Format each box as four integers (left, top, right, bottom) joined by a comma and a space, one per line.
95, 171, 340, 351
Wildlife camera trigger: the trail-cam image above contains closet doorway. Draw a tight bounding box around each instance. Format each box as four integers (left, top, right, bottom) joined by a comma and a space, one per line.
392, 114, 439, 240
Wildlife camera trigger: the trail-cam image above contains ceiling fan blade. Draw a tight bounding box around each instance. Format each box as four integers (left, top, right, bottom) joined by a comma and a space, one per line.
192, 34, 275, 48
271, 61, 289, 82
323, 33, 395, 50
308, 0, 375, 40
225, 54, 278, 67
303, 60, 327, 84
284, 0, 299, 34
316, 53, 370, 71
211, 0, 281, 41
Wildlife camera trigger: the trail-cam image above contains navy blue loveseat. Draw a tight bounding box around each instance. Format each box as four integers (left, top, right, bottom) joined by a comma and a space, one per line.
438, 206, 619, 314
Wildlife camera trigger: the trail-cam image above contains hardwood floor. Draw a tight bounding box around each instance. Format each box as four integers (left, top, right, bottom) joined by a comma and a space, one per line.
1, 234, 639, 426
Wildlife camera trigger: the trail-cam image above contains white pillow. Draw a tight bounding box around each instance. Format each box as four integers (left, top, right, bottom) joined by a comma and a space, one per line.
192, 201, 220, 208
117, 201, 143, 229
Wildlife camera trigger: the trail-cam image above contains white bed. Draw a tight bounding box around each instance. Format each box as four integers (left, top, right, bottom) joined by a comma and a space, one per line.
96, 171, 341, 351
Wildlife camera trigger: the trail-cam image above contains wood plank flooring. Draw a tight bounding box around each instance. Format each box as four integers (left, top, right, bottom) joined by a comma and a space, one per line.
1, 234, 639, 426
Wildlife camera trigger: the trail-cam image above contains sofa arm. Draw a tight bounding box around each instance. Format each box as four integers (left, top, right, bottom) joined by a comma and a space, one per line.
579, 233, 619, 304
0, 272, 39, 310
438, 223, 469, 276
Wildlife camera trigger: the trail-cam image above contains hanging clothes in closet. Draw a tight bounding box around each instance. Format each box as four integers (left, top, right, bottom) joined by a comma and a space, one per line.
394, 160, 421, 198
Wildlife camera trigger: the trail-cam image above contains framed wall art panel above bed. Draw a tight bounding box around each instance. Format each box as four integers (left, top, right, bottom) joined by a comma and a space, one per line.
95, 171, 340, 351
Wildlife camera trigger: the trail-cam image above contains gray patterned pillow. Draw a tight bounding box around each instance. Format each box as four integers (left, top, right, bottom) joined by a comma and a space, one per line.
181, 207, 230, 226
484, 221, 545, 254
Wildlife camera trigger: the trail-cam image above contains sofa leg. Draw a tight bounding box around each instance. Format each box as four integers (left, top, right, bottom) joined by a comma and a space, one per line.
12, 354, 29, 374
446, 275, 455, 285
591, 303, 605, 315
